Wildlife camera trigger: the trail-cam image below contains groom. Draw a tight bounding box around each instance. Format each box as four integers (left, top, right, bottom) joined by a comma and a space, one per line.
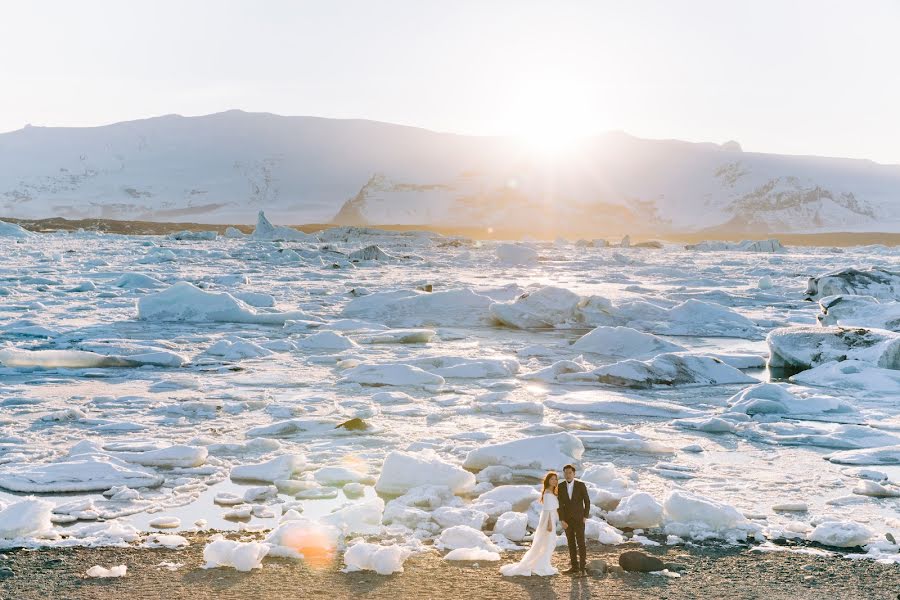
558, 464, 590, 576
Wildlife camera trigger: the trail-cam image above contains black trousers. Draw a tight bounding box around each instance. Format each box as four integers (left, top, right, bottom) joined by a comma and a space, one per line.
565, 519, 586, 568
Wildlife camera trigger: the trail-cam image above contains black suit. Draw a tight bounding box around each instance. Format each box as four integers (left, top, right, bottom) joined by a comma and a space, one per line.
558, 479, 591, 569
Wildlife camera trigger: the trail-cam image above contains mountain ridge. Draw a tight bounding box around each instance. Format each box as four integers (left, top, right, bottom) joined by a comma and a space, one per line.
2, 110, 899, 233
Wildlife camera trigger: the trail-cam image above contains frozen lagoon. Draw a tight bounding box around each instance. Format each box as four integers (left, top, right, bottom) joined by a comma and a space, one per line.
0, 223, 898, 563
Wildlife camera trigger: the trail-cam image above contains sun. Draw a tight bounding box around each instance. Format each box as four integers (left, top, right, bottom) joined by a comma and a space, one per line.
507, 82, 594, 161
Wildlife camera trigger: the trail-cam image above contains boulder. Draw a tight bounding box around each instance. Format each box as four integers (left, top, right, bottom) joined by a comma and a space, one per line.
619, 550, 665, 572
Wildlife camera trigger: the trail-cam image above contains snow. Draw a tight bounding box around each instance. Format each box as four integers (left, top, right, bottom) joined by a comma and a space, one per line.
375, 450, 476, 495
202, 537, 269, 571
343, 542, 410, 574
86, 565, 127, 578
807, 521, 873, 548
138, 281, 309, 324
463, 433, 584, 473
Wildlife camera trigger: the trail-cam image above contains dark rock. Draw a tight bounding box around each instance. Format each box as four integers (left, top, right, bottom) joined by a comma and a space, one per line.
619, 550, 665, 572
0, 566, 13, 579
886, 532, 896, 544
336, 418, 368, 431
417, 284, 433, 293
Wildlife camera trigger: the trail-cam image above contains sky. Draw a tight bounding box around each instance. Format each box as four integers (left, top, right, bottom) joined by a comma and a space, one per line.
2, 0, 899, 164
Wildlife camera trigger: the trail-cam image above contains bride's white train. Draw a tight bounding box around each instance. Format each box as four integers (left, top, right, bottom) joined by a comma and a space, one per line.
500, 473, 560, 577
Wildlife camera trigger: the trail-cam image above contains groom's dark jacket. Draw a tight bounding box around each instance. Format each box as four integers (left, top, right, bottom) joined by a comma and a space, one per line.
558, 479, 591, 524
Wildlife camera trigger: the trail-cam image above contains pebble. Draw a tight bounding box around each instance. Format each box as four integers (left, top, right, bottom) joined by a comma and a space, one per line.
0, 566, 13, 579
586, 559, 607, 575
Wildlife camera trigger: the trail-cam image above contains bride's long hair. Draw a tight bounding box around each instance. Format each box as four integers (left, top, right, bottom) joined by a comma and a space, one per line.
539, 471, 558, 503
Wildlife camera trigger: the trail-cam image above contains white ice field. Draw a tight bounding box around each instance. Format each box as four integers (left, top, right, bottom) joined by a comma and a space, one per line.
1, 216, 899, 567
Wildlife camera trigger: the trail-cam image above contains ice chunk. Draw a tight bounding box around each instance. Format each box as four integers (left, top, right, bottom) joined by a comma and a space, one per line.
0, 219, 34, 238
493, 511, 529, 541
139, 281, 310, 324
408, 355, 519, 378
0, 348, 186, 369
341, 363, 444, 388
86, 565, 127, 578
0, 498, 54, 539
149, 516, 181, 529
790, 359, 900, 391
662, 490, 761, 542
817, 295, 900, 332
806, 267, 900, 301
343, 542, 410, 574
826, 445, 900, 465
490, 286, 582, 329
231, 454, 306, 483
495, 243, 538, 265
299, 331, 358, 351
606, 492, 663, 529
110, 445, 208, 468
581, 353, 755, 388
342, 288, 493, 328
807, 521, 873, 547
436, 525, 499, 552
266, 519, 339, 560
348, 245, 394, 262
768, 325, 900, 372
852, 480, 900, 498
476, 486, 541, 512
0, 453, 162, 493
463, 433, 584, 472
112, 273, 164, 288
444, 547, 501, 561
685, 239, 785, 252
321, 497, 384, 534
585, 518, 625, 544
546, 392, 702, 418
727, 383, 853, 415
572, 326, 685, 358
202, 538, 269, 571
375, 450, 475, 495
357, 329, 435, 344
313, 466, 375, 486
432, 506, 488, 530
206, 338, 274, 360
250, 211, 317, 242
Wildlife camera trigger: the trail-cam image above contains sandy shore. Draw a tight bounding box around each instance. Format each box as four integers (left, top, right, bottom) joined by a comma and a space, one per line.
2, 533, 898, 600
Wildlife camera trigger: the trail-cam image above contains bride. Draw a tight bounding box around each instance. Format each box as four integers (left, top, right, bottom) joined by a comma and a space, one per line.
500, 471, 561, 577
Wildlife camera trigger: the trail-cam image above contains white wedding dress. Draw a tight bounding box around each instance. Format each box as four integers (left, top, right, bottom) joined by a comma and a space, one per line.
499, 491, 560, 577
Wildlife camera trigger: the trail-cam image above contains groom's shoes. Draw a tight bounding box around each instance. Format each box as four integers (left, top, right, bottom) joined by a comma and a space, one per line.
562, 566, 580, 574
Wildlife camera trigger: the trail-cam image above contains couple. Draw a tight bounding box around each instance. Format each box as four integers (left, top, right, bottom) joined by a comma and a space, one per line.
500, 464, 591, 577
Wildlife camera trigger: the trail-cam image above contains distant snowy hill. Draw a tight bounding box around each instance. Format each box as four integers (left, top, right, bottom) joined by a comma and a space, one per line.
2, 110, 899, 233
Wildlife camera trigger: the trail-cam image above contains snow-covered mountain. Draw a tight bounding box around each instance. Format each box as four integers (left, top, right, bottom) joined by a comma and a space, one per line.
2, 110, 899, 233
